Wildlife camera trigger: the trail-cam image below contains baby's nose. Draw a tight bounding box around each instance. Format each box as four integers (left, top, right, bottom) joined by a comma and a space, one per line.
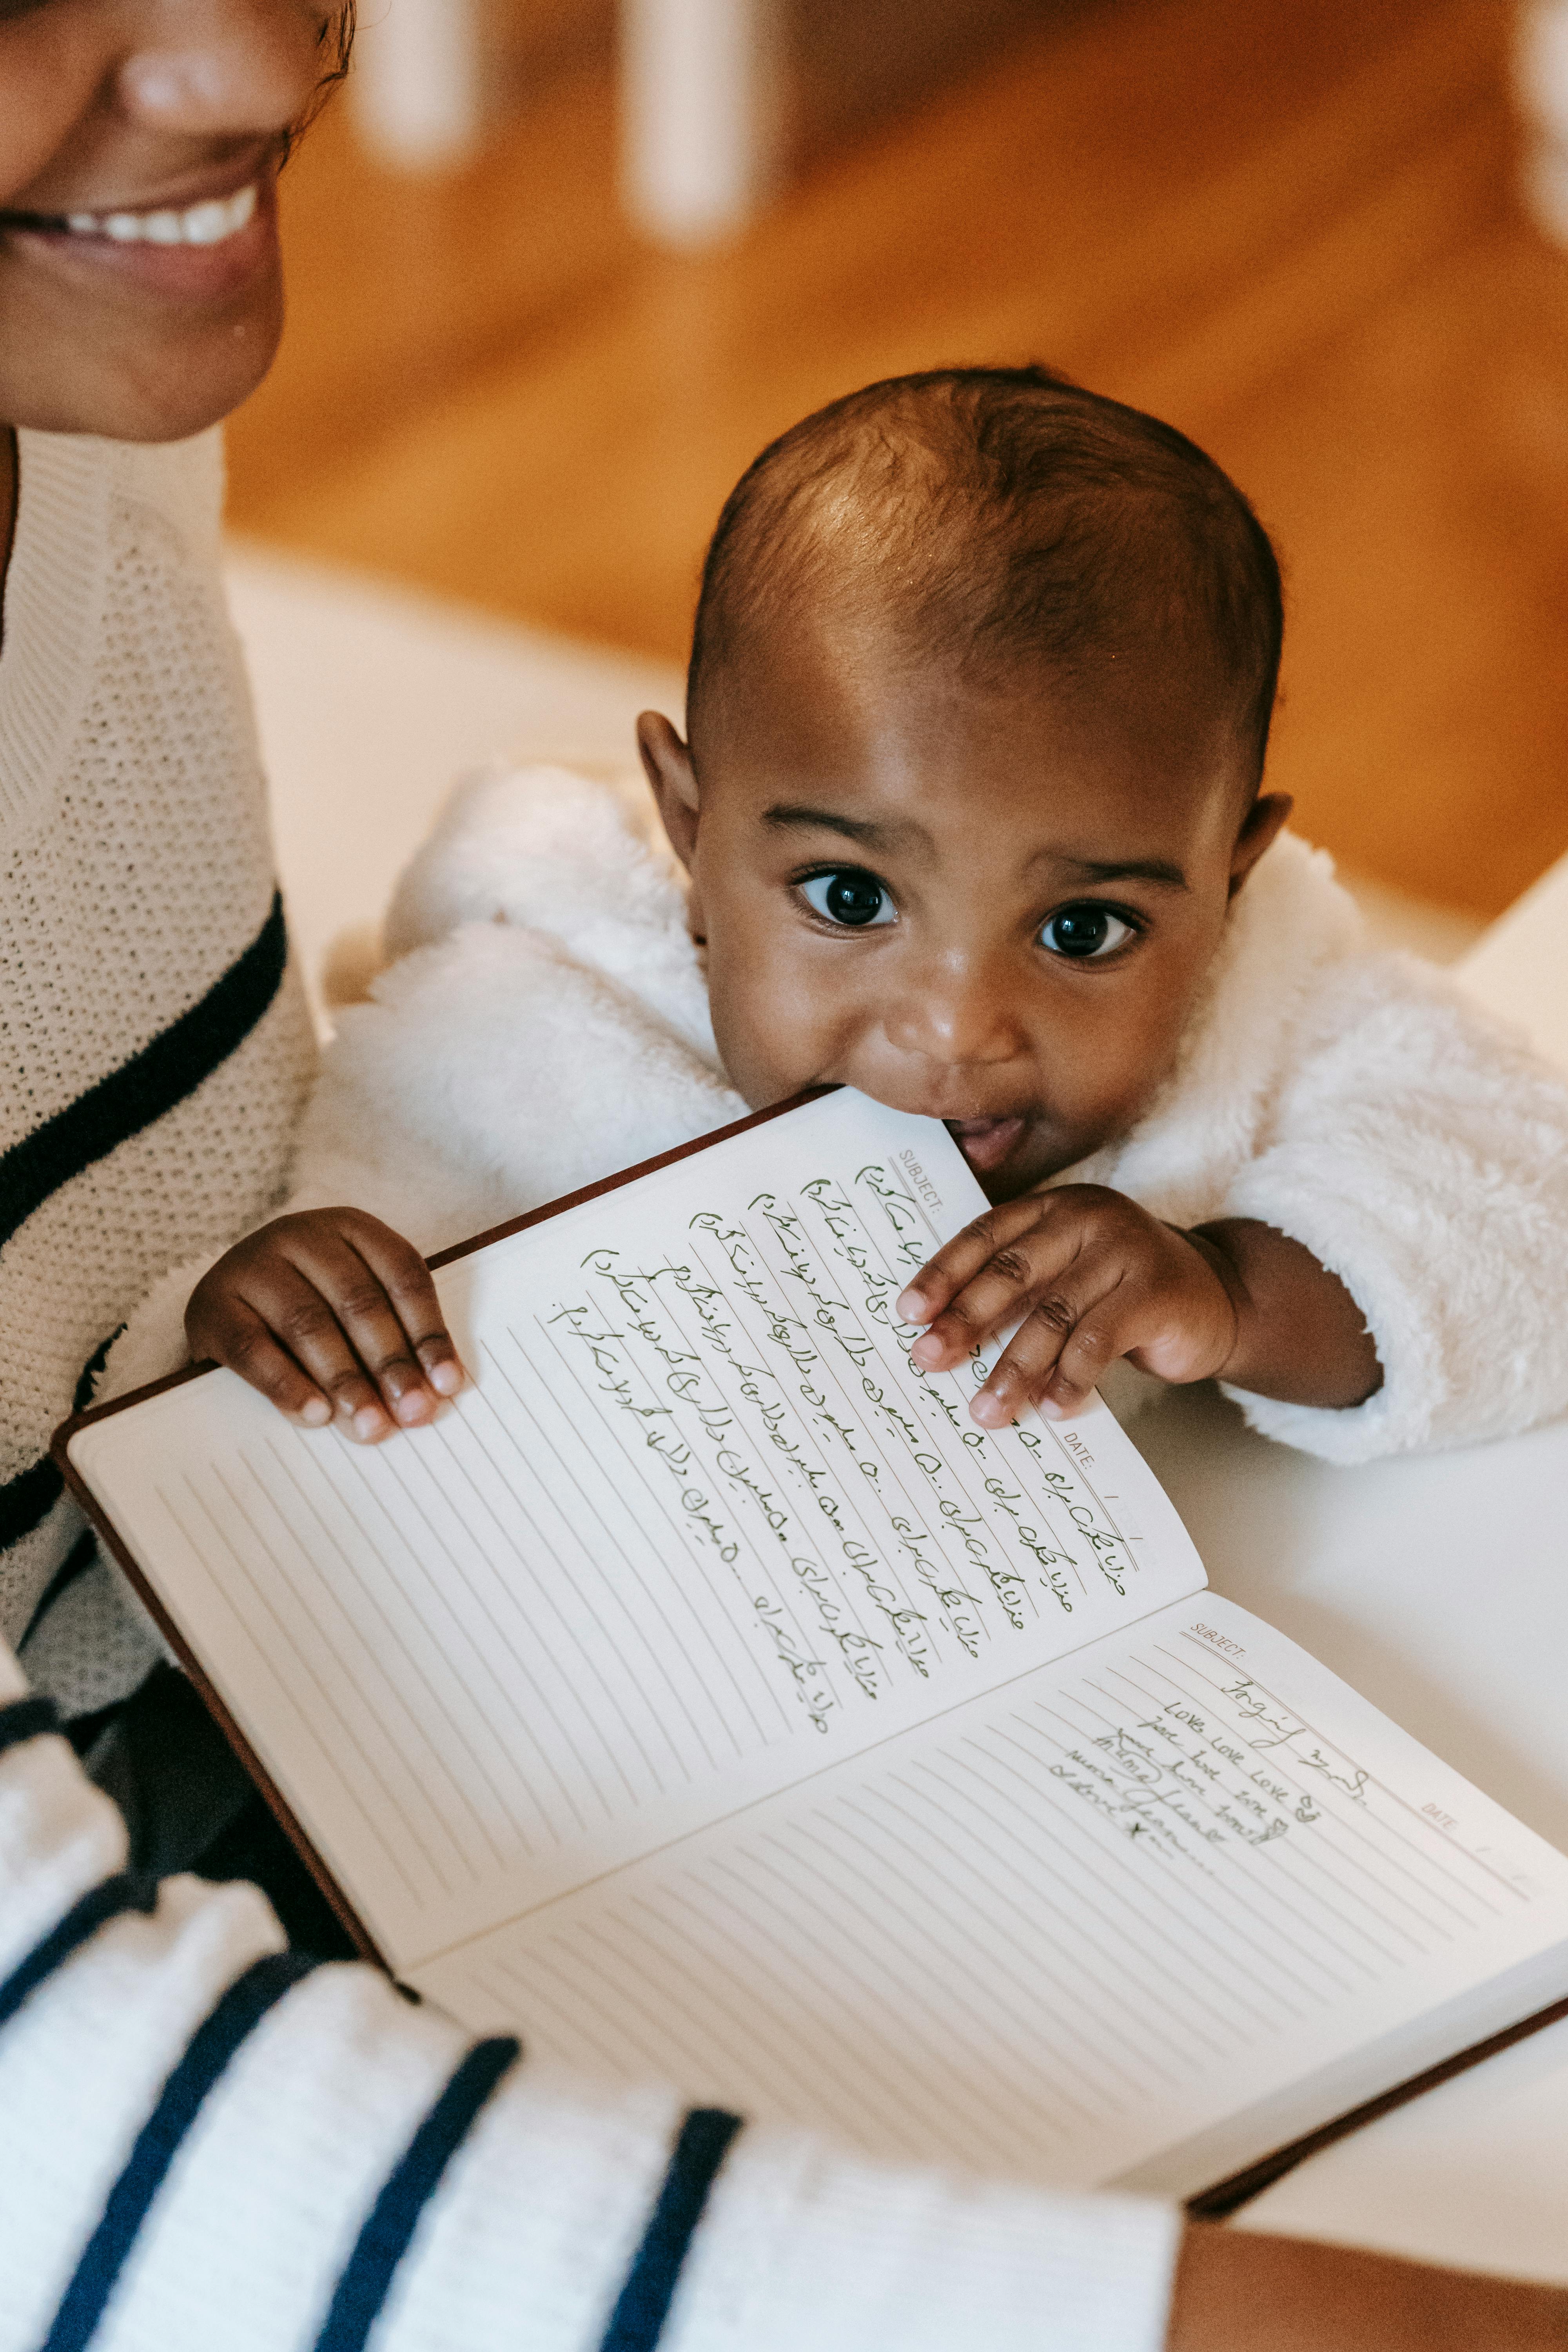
883, 959, 1024, 1067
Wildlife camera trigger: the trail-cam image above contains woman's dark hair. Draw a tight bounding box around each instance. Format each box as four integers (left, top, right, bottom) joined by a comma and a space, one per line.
281, 5, 356, 162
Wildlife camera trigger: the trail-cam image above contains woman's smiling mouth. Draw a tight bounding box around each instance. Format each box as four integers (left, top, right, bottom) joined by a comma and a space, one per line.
0, 173, 274, 303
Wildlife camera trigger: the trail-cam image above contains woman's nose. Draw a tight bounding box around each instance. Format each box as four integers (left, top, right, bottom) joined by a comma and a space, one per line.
883, 955, 1025, 1068
118, 0, 328, 138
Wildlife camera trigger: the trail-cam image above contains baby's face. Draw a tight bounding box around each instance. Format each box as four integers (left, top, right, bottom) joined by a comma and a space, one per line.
641, 614, 1288, 1203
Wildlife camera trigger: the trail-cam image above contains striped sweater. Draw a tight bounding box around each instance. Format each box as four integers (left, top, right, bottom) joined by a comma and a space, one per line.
0, 427, 316, 1718
0, 1650, 1181, 2350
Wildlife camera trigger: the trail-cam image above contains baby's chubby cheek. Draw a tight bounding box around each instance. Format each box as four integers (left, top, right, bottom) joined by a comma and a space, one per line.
703, 917, 866, 1109
703, 953, 814, 1108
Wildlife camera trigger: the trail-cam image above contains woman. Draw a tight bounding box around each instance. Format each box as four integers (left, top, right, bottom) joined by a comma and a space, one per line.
0, 7, 1559, 2344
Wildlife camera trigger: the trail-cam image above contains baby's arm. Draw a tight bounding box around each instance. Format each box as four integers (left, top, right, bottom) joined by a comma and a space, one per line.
898, 1186, 1380, 1426
185, 1208, 464, 1441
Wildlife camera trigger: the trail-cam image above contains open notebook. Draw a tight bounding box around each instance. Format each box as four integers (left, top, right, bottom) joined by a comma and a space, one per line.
57, 1087, 1568, 2210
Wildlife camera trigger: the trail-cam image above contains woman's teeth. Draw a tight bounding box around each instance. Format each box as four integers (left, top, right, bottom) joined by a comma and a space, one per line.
64, 183, 257, 247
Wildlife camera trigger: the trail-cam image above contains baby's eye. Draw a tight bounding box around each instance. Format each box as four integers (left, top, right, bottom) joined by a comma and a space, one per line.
1039, 903, 1137, 959
799, 869, 897, 928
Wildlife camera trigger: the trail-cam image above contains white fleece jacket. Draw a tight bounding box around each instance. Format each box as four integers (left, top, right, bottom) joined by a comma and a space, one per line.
106, 764, 1568, 1465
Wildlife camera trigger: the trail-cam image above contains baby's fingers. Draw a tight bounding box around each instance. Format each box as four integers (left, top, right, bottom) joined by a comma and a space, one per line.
190, 1292, 336, 1428
336, 1214, 464, 1406
192, 1249, 399, 1440
899, 1200, 1071, 1369
286, 1218, 459, 1433
971, 1279, 1127, 1426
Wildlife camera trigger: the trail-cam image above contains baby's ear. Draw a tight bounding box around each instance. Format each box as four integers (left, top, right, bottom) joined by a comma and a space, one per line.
637, 711, 701, 871
1227, 791, 1292, 898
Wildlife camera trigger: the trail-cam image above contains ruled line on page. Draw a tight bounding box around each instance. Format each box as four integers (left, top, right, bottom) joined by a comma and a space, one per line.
1141, 1647, 1482, 1930
730, 1204, 1065, 1632
854, 1781, 1195, 2079
1163, 1637, 1517, 1903
158, 1475, 448, 1903
490, 1329, 724, 1733
932, 1738, 1294, 2031
416, 1408, 638, 1812
1011, 1706, 1363, 1999
209, 1451, 526, 1869
303, 1444, 549, 1858
788, 1182, 1134, 1583
492, 1330, 791, 1745
1092, 1664, 1452, 1949
442, 1371, 686, 1794
880, 1765, 1236, 2056
515, 1327, 785, 1769
693, 1210, 1033, 1632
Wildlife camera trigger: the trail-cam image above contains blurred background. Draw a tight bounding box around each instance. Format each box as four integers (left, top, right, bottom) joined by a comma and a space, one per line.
225, 0, 1568, 991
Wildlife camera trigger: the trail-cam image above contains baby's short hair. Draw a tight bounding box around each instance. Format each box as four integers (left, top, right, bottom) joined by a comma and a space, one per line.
688, 364, 1283, 786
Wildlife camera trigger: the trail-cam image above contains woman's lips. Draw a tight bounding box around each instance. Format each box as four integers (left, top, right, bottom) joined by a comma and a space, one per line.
2, 178, 276, 303
946, 1114, 1026, 1172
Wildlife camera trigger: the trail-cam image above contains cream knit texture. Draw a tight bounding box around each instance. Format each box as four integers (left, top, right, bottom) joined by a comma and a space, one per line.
0, 428, 316, 1713
107, 761, 1568, 1464
0, 1653, 1182, 2351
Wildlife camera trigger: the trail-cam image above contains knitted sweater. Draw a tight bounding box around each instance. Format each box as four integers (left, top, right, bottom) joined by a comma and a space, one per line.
105, 761, 1568, 1463
0, 429, 316, 1718
0, 1653, 1180, 2352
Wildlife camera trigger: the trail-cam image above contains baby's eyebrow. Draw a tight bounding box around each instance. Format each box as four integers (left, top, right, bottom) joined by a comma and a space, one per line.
761, 803, 925, 851
1050, 853, 1191, 890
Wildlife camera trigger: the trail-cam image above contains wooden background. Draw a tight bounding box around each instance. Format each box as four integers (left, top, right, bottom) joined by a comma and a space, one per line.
227, 0, 1568, 920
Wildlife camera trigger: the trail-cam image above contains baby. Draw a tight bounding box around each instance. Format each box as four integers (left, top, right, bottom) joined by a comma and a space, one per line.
123, 365, 1568, 1459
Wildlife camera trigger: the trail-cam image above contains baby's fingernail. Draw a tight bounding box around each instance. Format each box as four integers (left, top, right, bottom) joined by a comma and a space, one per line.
394, 1390, 430, 1425
352, 1404, 387, 1442
970, 1391, 1007, 1427
428, 1360, 462, 1396
297, 1397, 331, 1428
897, 1288, 927, 1321
1038, 1398, 1065, 1421
910, 1333, 942, 1367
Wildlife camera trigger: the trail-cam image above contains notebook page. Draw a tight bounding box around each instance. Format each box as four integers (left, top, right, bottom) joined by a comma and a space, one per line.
412, 1592, 1568, 2192
68, 1089, 1203, 1967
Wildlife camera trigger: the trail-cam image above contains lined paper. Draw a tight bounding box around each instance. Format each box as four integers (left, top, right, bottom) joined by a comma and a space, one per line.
417, 1594, 1568, 2189
71, 1091, 1203, 1960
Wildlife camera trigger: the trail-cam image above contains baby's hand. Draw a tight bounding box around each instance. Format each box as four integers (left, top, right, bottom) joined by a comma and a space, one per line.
185, 1209, 465, 1442
896, 1185, 1241, 1427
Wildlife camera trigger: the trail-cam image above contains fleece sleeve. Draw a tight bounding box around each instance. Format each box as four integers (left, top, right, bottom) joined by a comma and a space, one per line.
0, 1646, 1181, 2352
1216, 953, 1568, 1465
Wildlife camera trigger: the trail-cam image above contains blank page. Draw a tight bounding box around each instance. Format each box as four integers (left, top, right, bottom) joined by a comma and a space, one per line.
68, 1090, 1204, 1967
413, 1593, 1568, 2192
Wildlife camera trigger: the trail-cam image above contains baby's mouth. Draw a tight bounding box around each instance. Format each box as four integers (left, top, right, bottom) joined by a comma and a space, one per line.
945, 1114, 1026, 1172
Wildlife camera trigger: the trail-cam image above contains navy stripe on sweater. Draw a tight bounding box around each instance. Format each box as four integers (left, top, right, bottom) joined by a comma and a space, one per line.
1, 893, 287, 1556
40, 1949, 321, 2352
311, 2035, 521, 2352
0, 1453, 69, 1555
2, 1329, 123, 1569
0, 889, 288, 1255
0, 1693, 62, 1756
598, 2108, 745, 2352
0, 1871, 159, 2033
